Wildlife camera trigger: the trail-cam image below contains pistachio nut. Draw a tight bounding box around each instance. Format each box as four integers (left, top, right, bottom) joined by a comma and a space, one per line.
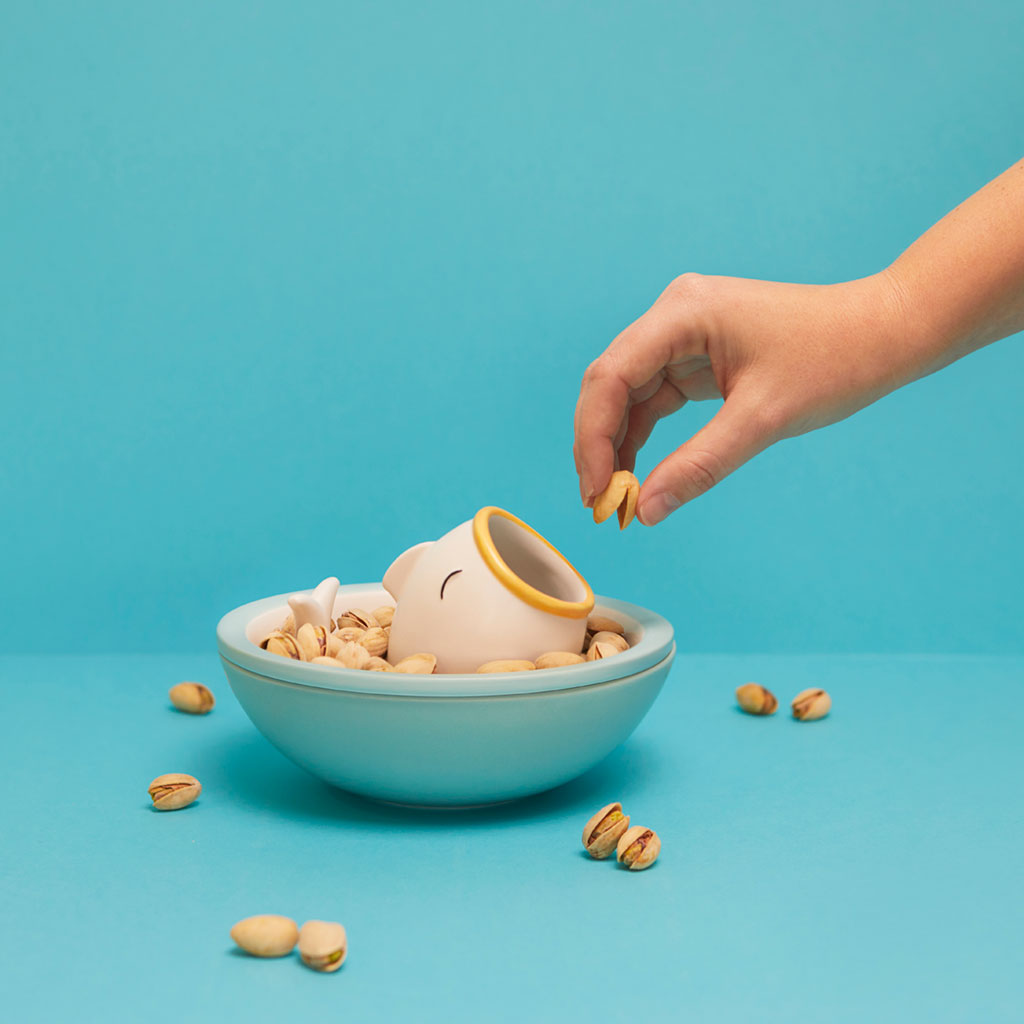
333, 626, 366, 644
616, 825, 661, 871
535, 651, 586, 669
581, 802, 631, 859
298, 920, 347, 972
148, 773, 201, 811
393, 653, 438, 674
261, 631, 305, 660
358, 626, 389, 658
371, 605, 395, 629
586, 641, 620, 661
336, 641, 371, 670
337, 609, 379, 631
476, 659, 536, 673
168, 682, 215, 714
311, 655, 341, 667
326, 633, 343, 658
735, 682, 778, 716
791, 688, 831, 721
297, 623, 330, 661
592, 470, 640, 529
589, 631, 629, 653
364, 656, 395, 671
587, 615, 625, 636
230, 915, 299, 958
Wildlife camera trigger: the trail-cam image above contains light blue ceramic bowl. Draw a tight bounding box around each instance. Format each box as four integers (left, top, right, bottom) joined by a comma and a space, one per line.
217, 584, 675, 807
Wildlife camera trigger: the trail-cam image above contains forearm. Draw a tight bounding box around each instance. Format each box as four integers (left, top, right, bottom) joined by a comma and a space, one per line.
882, 157, 1024, 377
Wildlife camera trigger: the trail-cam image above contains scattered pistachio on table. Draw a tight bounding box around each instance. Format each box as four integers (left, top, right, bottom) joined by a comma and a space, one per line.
582, 802, 631, 859
735, 683, 778, 716
168, 682, 215, 714
616, 825, 661, 871
147, 773, 202, 811
230, 915, 299, 958
791, 688, 831, 721
298, 920, 348, 973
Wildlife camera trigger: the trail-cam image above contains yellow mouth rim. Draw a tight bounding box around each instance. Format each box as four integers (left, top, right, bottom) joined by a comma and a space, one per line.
472, 507, 595, 619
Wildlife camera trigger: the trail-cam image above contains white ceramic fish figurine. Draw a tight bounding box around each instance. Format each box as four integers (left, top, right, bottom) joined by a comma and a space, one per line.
383, 508, 594, 673
288, 576, 340, 632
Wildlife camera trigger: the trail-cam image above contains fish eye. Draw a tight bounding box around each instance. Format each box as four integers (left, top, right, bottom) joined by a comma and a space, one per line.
440, 569, 463, 599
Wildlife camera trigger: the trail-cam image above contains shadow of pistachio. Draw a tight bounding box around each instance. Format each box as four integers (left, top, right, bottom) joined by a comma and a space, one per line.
203, 727, 669, 830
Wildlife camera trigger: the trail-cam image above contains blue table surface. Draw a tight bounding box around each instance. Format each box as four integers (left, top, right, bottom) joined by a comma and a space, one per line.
2, 653, 1022, 1023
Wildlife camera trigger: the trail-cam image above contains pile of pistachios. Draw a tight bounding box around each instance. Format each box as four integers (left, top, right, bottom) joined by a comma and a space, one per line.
258, 610, 634, 674
736, 683, 832, 721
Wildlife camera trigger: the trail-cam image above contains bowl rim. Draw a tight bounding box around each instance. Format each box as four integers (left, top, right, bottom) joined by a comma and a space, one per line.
216, 583, 674, 698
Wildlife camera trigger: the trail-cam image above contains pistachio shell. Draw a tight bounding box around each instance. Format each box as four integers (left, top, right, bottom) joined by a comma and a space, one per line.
297, 623, 330, 660
586, 641, 620, 661
337, 609, 379, 631
358, 626, 389, 658
311, 655, 342, 667
371, 605, 395, 628
364, 656, 395, 671
735, 682, 778, 715
394, 653, 437, 674
535, 651, 586, 669
336, 641, 371, 670
298, 920, 347, 972
616, 825, 661, 870
592, 470, 640, 529
147, 773, 201, 811
230, 915, 299, 958
168, 682, 215, 714
261, 631, 305, 660
587, 615, 625, 636
281, 613, 296, 635
476, 659, 536, 673
582, 802, 630, 859
791, 688, 831, 721
333, 626, 366, 644
588, 631, 629, 653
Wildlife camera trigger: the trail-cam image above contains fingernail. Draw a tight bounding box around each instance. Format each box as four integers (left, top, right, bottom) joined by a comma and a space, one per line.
581, 472, 594, 505
639, 492, 681, 526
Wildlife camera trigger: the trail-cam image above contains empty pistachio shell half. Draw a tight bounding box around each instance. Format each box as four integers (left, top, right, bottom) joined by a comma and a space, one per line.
589, 631, 629, 653
476, 659, 536, 673
593, 470, 640, 529
587, 615, 625, 636
281, 613, 296, 635
535, 651, 586, 669
148, 773, 201, 811
616, 825, 661, 870
582, 802, 631, 859
337, 609, 378, 631
735, 683, 778, 715
168, 682, 215, 714
394, 653, 438, 674
297, 623, 330, 661
791, 688, 831, 721
586, 641, 620, 661
298, 920, 347, 972
364, 656, 395, 671
371, 605, 395, 628
230, 915, 299, 958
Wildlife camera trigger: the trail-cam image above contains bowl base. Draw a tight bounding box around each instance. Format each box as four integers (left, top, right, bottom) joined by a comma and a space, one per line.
370, 795, 520, 811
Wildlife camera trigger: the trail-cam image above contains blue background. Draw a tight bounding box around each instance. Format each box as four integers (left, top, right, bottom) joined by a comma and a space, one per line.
2, 0, 1022, 654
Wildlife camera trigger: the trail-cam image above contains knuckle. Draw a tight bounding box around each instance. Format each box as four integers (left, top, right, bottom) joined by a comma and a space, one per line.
665, 271, 708, 303
679, 447, 727, 497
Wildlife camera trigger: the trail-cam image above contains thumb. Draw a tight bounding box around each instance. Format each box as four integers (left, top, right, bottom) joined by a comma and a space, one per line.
637, 397, 774, 525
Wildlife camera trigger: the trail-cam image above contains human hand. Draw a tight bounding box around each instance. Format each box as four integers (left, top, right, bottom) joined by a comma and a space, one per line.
573, 271, 917, 525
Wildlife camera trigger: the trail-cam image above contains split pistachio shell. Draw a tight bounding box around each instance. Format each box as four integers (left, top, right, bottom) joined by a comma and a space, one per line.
586, 641, 620, 661
148, 773, 201, 811
230, 915, 299, 958
333, 626, 366, 644
371, 605, 395, 628
262, 631, 305, 660
394, 653, 437, 674
168, 682, 215, 714
582, 802, 631, 859
593, 470, 640, 529
337, 641, 371, 670
589, 631, 629, 653
364, 656, 395, 671
535, 651, 586, 669
587, 615, 625, 636
358, 626, 389, 658
735, 683, 778, 716
298, 920, 347, 972
337, 609, 378, 631
476, 659, 536, 673
791, 688, 831, 721
616, 825, 661, 870
297, 623, 330, 661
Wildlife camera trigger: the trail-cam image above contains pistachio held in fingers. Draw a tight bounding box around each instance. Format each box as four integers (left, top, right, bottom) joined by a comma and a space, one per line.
298, 920, 348, 972
735, 683, 778, 716
148, 773, 201, 811
791, 688, 831, 721
616, 826, 661, 870
592, 470, 640, 529
582, 802, 630, 859
230, 915, 299, 958
168, 682, 215, 714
